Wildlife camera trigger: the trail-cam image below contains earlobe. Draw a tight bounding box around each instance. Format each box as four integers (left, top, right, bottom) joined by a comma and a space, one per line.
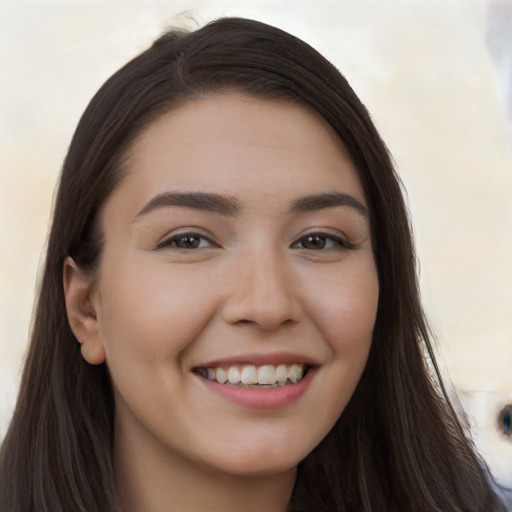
63, 257, 106, 365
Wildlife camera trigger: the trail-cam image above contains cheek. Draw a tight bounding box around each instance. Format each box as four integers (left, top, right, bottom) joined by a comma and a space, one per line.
307, 261, 379, 409
311, 263, 379, 349
96, 258, 218, 362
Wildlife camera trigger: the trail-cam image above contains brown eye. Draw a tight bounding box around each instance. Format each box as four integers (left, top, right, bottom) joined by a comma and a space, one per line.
175, 235, 202, 249
293, 233, 353, 250
156, 232, 217, 250
301, 235, 328, 249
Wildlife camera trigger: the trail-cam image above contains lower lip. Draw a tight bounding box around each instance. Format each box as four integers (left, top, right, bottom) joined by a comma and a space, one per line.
198, 370, 314, 410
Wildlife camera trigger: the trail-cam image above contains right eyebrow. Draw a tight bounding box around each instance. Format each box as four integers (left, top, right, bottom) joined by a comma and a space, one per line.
134, 191, 241, 220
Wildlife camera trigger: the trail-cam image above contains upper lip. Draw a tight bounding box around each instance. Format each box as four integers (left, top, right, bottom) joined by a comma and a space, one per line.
193, 351, 320, 369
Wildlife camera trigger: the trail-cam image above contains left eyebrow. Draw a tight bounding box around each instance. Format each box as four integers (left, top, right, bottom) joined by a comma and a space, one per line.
290, 192, 368, 217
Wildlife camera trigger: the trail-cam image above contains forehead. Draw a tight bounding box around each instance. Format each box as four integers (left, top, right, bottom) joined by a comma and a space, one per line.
104, 93, 365, 221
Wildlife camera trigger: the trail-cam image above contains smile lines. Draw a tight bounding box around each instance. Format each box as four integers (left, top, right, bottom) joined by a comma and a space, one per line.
195, 363, 308, 387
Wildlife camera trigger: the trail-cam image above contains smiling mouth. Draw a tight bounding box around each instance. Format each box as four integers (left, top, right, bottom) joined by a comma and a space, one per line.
194, 363, 310, 388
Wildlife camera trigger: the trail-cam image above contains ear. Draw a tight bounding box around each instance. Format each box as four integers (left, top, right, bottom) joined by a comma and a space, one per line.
63, 257, 106, 365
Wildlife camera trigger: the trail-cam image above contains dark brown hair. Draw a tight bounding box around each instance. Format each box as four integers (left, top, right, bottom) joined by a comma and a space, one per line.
0, 17, 505, 512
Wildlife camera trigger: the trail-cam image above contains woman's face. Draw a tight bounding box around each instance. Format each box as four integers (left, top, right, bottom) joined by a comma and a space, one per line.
85, 93, 378, 477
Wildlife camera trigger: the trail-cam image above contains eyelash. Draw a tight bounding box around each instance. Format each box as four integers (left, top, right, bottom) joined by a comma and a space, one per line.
291, 232, 354, 251
156, 231, 218, 250
156, 231, 353, 251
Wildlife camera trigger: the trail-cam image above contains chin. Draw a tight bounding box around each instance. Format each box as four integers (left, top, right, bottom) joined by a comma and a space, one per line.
221, 460, 298, 479
207, 441, 309, 479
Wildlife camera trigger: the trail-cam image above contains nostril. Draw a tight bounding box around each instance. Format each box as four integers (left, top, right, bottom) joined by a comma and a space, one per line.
221, 287, 302, 329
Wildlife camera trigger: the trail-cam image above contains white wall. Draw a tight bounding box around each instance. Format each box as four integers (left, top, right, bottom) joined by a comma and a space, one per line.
1, 0, 511, 490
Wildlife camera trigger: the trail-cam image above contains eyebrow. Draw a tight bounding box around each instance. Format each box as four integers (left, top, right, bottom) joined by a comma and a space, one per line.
290, 192, 368, 217
134, 190, 368, 220
135, 192, 241, 218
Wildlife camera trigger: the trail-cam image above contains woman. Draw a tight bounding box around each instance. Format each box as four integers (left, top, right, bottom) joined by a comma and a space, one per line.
0, 17, 506, 512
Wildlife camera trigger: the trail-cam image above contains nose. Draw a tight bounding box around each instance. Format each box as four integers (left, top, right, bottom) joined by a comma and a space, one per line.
221, 248, 302, 330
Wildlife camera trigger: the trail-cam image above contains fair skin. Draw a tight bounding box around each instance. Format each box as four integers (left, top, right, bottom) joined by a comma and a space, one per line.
64, 93, 379, 512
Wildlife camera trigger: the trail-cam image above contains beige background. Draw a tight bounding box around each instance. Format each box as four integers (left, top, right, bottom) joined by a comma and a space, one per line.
1, 0, 511, 489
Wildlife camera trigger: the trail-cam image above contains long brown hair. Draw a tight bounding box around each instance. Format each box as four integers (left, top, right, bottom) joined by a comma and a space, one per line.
0, 17, 505, 512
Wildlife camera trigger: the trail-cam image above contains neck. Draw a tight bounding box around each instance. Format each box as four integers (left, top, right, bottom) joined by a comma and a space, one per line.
113, 419, 296, 512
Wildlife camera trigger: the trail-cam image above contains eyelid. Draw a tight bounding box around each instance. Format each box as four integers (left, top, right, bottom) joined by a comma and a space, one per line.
291, 229, 354, 250
155, 229, 220, 250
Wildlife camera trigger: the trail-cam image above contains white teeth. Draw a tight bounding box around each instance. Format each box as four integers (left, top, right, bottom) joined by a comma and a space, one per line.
258, 364, 276, 385
276, 364, 287, 384
216, 367, 227, 384
227, 366, 241, 385
241, 365, 258, 385
288, 364, 303, 383
198, 363, 307, 386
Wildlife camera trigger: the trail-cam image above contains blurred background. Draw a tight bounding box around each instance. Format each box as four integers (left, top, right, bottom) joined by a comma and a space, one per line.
1, 0, 511, 495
